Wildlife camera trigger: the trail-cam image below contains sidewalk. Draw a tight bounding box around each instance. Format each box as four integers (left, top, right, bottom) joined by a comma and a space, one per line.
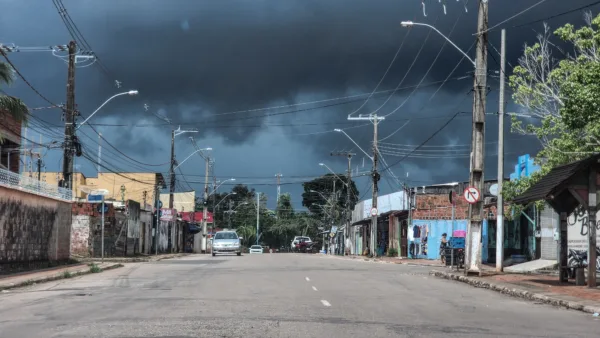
321, 254, 444, 267
0, 262, 122, 291
431, 270, 600, 314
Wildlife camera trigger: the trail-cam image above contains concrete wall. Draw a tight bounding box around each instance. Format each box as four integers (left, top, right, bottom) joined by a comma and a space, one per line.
0, 186, 72, 271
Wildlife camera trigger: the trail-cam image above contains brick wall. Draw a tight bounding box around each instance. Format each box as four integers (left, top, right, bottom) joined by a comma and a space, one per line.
0, 185, 72, 272
413, 194, 469, 220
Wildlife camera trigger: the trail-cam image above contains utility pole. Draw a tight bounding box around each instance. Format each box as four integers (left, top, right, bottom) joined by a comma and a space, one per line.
348, 114, 383, 257
169, 129, 176, 209
37, 154, 42, 181
466, 0, 489, 275
275, 173, 283, 204
120, 184, 126, 204
256, 192, 260, 245
496, 28, 506, 273
155, 183, 160, 255
227, 200, 234, 228
62, 40, 76, 190
331, 151, 355, 255
201, 155, 210, 253
97, 132, 102, 175
143, 190, 148, 209
211, 160, 216, 232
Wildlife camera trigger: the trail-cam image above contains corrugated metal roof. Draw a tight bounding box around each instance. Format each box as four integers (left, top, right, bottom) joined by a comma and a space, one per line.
512, 155, 600, 205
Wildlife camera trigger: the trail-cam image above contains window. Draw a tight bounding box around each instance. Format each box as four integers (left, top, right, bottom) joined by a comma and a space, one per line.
214, 232, 238, 240
250, 245, 262, 249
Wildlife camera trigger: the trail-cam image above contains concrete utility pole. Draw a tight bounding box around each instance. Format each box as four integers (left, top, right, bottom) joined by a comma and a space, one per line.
201, 155, 210, 253
347, 114, 384, 257
496, 28, 506, 273
36, 154, 42, 181
155, 184, 160, 255
275, 173, 283, 204
331, 151, 355, 255
62, 40, 76, 190
256, 192, 260, 245
211, 160, 216, 232
97, 132, 102, 175
466, 0, 489, 275
169, 129, 176, 209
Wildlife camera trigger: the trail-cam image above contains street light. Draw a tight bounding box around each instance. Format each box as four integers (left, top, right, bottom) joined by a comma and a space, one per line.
319, 162, 348, 187
173, 148, 212, 171
210, 178, 236, 196
215, 192, 237, 208
76, 90, 139, 129
334, 129, 373, 161
400, 21, 476, 66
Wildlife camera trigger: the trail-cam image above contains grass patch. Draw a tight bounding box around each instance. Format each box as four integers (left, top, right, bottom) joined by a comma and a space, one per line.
62, 270, 73, 279
89, 264, 101, 273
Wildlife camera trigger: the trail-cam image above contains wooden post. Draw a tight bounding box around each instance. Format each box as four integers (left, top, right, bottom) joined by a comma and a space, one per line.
588, 166, 597, 288
559, 212, 569, 283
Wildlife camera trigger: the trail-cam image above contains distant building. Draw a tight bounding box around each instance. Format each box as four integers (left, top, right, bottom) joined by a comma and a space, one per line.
42, 172, 165, 208
160, 191, 195, 212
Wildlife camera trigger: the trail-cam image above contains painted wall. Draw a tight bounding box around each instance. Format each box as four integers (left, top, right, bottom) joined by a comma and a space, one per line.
160, 191, 195, 213
0, 185, 72, 271
409, 219, 488, 262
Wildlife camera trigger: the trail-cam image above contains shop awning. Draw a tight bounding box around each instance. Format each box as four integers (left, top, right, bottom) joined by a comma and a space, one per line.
187, 224, 201, 234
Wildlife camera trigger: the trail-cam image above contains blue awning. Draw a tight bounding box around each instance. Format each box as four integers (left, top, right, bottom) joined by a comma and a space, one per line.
187, 224, 201, 234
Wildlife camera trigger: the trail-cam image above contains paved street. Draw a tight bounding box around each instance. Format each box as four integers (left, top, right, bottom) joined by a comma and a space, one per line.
0, 254, 598, 337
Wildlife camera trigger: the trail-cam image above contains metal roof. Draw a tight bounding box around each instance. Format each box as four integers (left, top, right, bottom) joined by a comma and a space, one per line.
512, 154, 600, 205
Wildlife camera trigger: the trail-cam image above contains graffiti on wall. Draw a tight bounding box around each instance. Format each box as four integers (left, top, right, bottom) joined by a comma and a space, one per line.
567, 205, 600, 252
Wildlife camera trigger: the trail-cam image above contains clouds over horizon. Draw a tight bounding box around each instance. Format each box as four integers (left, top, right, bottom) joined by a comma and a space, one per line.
2, 0, 600, 206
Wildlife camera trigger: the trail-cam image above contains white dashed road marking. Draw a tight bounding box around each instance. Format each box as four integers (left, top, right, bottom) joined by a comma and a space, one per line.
312, 286, 318, 291
320, 300, 331, 307
305, 277, 310, 281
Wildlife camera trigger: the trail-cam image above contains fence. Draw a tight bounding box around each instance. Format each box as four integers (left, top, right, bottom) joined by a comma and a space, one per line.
0, 167, 72, 201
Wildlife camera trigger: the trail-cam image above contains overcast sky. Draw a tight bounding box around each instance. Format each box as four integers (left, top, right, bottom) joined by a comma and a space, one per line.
2, 0, 599, 209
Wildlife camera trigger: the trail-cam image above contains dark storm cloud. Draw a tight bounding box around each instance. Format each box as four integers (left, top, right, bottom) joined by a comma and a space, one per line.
3, 0, 600, 199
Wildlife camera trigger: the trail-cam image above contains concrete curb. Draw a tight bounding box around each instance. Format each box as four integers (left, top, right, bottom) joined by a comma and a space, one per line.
75, 253, 190, 263
320, 254, 444, 267
430, 270, 600, 315
0, 263, 124, 292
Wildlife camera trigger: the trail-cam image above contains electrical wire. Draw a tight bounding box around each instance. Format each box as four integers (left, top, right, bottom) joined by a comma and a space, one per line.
378, 95, 469, 172
374, 14, 441, 117
480, 0, 549, 34
347, 29, 411, 117
383, 11, 464, 118
511, 0, 600, 29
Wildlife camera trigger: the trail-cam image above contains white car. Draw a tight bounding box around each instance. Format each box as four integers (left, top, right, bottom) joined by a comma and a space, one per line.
291, 236, 312, 250
249, 245, 263, 254
212, 231, 242, 256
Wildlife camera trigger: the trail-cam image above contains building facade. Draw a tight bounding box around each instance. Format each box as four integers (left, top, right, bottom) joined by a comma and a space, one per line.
0, 110, 22, 173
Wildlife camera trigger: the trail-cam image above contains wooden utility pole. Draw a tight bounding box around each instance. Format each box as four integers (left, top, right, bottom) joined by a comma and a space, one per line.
466, 0, 488, 275
62, 40, 76, 190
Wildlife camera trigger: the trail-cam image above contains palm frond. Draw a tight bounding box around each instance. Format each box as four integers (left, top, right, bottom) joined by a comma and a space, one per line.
0, 61, 15, 85
0, 95, 29, 123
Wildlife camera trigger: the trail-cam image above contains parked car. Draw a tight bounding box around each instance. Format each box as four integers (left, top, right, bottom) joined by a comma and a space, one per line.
290, 236, 312, 250
249, 245, 263, 254
212, 231, 243, 256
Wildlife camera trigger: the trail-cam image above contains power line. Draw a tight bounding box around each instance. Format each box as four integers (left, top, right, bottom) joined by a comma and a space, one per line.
511, 0, 600, 29
480, 0, 549, 34
0, 50, 60, 107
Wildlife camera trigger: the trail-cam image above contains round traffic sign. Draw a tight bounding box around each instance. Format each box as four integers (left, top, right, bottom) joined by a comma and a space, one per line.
370, 207, 378, 216
463, 186, 480, 204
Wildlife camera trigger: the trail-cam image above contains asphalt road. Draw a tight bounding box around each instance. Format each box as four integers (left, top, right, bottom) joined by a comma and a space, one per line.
0, 254, 598, 337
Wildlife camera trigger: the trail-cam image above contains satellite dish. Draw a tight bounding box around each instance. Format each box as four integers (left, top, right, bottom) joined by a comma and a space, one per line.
489, 183, 498, 197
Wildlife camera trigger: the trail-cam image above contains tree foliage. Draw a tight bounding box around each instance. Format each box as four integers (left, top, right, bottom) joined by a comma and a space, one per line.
505, 13, 600, 217
301, 174, 359, 221
0, 61, 29, 144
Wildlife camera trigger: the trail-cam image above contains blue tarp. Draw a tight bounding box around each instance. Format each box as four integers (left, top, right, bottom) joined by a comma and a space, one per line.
187, 224, 201, 234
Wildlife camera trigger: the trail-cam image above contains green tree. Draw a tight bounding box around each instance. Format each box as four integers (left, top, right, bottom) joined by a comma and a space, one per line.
301, 174, 359, 221
505, 13, 600, 215
0, 61, 29, 143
